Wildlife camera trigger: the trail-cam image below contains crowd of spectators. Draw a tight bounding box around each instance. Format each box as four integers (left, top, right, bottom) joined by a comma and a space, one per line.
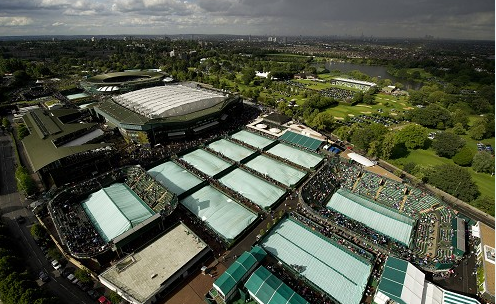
124, 166, 177, 214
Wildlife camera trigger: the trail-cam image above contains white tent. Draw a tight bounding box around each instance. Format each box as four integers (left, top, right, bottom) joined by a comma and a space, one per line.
348, 152, 375, 167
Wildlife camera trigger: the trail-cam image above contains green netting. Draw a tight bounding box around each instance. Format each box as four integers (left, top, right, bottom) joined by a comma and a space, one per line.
208, 139, 255, 162
245, 266, 309, 304
260, 217, 371, 304
148, 161, 203, 195
82, 183, 155, 242
181, 186, 257, 241
267, 143, 323, 169
231, 130, 274, 149
326, 189, 414, 245
181, 149, 232, 177
279, 131, 323, 151
219, 169, 285, 208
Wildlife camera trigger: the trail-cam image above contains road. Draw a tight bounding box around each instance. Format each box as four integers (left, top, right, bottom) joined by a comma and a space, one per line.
0, 130, 94, 304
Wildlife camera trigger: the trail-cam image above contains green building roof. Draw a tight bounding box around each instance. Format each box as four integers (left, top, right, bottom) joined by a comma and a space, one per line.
278, 130, 323, 151
22, 108, 109, 172
244, 266, 309, 304
377, 257, 425, 304
213, 246, 267, 298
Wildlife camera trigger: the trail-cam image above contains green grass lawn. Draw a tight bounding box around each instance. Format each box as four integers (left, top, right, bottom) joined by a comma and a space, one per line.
390, 149, 495, 199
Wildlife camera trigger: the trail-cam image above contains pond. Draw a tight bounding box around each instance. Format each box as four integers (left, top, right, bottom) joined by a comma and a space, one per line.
319, 61, 422, 89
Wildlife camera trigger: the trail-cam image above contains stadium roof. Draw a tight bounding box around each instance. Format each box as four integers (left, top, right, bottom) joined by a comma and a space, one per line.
244, 266, 309, 304
278, 130, 323, 151
376, 257, 481, 304
213, 246, 266, 298
85, 70, 164, 84
326, 189, 415, 245
377, 257, 425, 304
113, 85, 227, 119
260, 217, 372, 304
99, 223, 208, 304
82, 183, 155, 242
333, 77, 377, 87
347, 152, 375, 167
21, 108, 109, 172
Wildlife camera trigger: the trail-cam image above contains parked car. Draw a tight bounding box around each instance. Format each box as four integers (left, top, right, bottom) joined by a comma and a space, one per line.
87, 289, 100, 300
66, 273, 79, 284
39, 271, 50, 282
51, 260, 62, 270
98, 296, 111, 304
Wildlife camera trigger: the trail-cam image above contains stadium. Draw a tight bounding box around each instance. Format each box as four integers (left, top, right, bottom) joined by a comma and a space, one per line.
80, 70, 165, 94
93, 83, 243, 145
48, 166, 178, 259
300, 157, 466, 271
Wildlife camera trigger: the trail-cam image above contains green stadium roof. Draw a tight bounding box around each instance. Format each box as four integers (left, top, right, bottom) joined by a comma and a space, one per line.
22, 108, 109, 172
213, 246, 266, 298
377, 257, 425, 304
260, 217, 372, 304
278, 130, 323, 151
326, 189, 415, 245
244, 266, 309, 304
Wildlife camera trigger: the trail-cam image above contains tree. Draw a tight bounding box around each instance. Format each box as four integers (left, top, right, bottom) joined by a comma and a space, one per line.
350, 124, 388, 152
309, 112, 335, 132
74, 269, 92, 284
17, 124, 29, 140
472, 152, 495, 174
452, 123, 466, 135
408, 104, 452, 129
15, 166, 36, 195
396, 124, 428, 150
432, 132, 465, 158
468, 123, 487, 140
451, 109, 469, 128
471, 196, 495, 216
427, 164, 479, 202
2, 118, 10, 129
241, 67, 255, 85
452, 146, 474, 166
333, 126, 351, 142
30, 224, 47, 240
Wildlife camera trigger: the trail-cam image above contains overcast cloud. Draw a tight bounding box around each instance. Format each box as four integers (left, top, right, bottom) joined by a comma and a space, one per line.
0, 0, 493, 39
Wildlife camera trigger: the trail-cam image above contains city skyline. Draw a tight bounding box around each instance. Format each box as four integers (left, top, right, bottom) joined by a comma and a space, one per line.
0, 0, 494, 40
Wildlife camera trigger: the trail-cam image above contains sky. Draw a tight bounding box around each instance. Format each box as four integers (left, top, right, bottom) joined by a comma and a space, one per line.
0, 0, 494, 40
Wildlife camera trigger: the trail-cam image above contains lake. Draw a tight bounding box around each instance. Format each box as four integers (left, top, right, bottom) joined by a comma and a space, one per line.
319, 61, 422, 89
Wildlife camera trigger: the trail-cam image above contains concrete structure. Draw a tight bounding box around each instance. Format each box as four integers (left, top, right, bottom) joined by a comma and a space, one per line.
472, 222, 495, 302
99, 223, 211, 304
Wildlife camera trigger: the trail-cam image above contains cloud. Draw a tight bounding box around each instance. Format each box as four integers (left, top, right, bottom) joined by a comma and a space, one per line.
0, 16, 33, 26
0, 0, 492, 39
52, 21, 65, 26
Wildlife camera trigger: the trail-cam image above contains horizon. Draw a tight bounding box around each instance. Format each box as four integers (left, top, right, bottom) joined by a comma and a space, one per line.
0, 0, 493, 41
